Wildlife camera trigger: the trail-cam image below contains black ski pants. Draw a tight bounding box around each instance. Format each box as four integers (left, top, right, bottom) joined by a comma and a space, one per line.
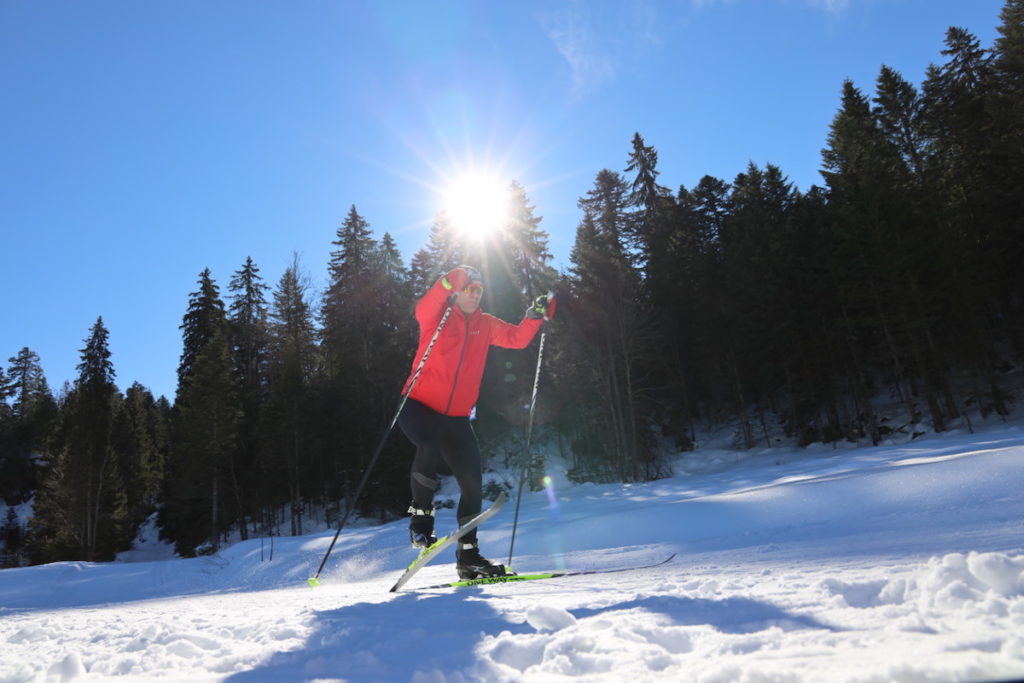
398, 398, 483, 542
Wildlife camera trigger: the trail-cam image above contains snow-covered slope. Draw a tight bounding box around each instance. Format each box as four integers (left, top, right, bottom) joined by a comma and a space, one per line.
2, 425, 1023, 682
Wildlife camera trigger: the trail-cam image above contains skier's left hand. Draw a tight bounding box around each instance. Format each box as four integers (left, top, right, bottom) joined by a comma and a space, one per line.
526, 293, 556, 321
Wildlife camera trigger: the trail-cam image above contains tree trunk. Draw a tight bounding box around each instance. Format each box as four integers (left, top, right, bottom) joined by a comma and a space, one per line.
210, 471, 219, 552
729, 351, 754, 449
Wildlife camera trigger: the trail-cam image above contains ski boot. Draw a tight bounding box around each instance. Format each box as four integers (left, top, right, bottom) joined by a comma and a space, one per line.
455, 541, 510, 579
408, 505, 436, 549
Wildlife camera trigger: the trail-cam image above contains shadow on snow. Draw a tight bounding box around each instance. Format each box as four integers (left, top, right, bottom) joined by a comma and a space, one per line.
227, 591, 837, 681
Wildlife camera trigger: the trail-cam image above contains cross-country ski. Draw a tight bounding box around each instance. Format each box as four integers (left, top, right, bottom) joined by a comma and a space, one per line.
411, 552, 677, 590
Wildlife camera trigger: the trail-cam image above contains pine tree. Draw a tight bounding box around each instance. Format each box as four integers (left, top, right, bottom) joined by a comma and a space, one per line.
6, 348, 54, 421
424, 212, 465, 277
227, 257, 269, 540
672, 176, 732, 423
318, 206, 397, 517
0, 370, 12, 407
874, 66, 929, 178
375, 233, 412, 329
359, 234, 418, 515
503, 181, 558, 300
876, 63, 986, 430
578, 170, 633, 257
922, 28, 996, 247
322, 206, 379, 379
178, 269, 228, 391
922, 29, 1013, 416
1, 507, 24, 567
264, 257, 319, 535
228, 257, 269, 397
370, 234, 415, 397
164, 271, 240, 555
408, 248, 436, 295
166, 330, 239, 554
991, 0, 1024, 160
638, 182, 708, 446
112, 382, 168, 534
27, 439, 76, 562
624, 132, 672, 267
824, 77, 965, 432
76, 318, 127, 558
31, 318, 126, 561
563, 170, 657, 481
715, 163, 798, 446
780, 185, 864, 444
987, 1, 1024, 359
1, 348, 56, 504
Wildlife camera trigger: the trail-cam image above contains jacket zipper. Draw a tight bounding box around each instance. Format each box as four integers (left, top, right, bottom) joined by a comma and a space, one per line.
444, 317, 471, 415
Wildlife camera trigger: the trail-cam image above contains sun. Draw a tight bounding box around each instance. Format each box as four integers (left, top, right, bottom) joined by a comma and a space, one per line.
441, 173, 511, 243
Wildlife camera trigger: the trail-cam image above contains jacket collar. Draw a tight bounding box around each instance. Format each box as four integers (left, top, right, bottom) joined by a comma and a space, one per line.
457, 306, 484, 322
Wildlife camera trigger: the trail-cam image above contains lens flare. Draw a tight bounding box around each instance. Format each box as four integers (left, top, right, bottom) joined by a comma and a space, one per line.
541, 473, 566, 569
543, 474, 557, 509
441, 173, 510, 242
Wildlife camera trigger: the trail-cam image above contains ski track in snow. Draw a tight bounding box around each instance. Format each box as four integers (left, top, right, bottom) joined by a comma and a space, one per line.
1, 426, 1023, 682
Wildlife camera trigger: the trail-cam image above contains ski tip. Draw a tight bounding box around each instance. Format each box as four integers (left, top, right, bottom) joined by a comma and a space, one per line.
307, 577, 320, 588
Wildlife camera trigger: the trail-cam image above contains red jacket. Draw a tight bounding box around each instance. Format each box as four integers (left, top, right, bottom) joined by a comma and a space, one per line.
404, 269, 542, 417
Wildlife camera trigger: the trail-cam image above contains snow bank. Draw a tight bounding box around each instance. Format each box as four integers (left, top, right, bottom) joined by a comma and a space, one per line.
471, 551, 1024, 682
822, 551, 1024, 615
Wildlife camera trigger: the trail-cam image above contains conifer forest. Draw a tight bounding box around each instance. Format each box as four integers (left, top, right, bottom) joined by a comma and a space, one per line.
2, 4, 1022, 566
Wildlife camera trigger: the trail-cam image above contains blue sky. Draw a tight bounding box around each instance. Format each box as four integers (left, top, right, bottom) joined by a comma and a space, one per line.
1, 0, 1006, 401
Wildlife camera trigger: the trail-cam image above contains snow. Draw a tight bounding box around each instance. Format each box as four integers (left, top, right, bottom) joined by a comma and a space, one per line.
2, 423, 1024, 682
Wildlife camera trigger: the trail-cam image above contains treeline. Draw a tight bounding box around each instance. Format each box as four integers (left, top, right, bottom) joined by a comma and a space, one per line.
553, 9, 1023, 480
2, 3, 1022, 566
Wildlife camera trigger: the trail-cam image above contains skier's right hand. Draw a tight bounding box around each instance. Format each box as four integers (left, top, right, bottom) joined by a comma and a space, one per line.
456, 265, 482, 287
443, 265, 482, 292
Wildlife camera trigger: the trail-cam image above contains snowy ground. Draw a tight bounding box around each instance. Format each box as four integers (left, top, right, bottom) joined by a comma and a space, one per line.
2, 422, 1024, 682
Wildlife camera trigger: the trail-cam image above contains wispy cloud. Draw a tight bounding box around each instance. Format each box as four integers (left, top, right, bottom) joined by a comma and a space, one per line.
689, 0, 852, 14
540, 3, 618, 97
540, 0, 851, 98
806, 0, 852, 13
539, 0, 662, 99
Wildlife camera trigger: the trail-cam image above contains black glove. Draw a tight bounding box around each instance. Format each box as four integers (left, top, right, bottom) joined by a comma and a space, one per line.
526, 293, 556, 321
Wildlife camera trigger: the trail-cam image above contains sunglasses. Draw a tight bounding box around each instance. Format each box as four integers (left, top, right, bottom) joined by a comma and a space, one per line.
463, 283, 484, 296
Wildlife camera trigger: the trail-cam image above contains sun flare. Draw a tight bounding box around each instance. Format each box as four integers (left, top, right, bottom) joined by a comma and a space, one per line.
441, 174, 511, 242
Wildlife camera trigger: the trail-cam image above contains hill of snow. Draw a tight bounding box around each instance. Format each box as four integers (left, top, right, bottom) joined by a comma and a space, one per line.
1, 422, 1023, 682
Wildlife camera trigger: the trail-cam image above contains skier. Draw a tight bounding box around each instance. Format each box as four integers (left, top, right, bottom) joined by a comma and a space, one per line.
398, 265, 555, 579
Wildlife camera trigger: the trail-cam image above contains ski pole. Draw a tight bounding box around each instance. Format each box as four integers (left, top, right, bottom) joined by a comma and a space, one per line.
507, 329, 546, 567
309, 303, 455, 586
